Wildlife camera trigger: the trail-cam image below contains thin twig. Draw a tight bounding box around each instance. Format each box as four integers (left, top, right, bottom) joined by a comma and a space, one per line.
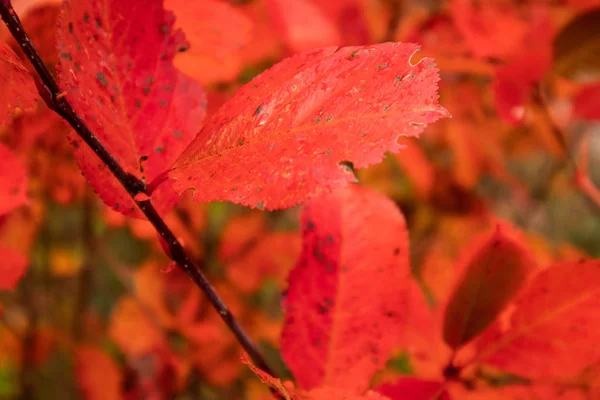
0, 0, 273, 376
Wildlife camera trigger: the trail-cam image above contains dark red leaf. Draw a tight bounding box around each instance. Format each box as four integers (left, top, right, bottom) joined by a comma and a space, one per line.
443, 225, 535, 350
375, 377, 451, 400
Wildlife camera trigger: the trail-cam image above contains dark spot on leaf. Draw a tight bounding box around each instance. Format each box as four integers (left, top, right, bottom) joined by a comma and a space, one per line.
383, 105, 390, 112
394, 248, 400, 255
313, 247, 325, 262
140, 155, 149, 162
176, 43, 189, 53
254, 104, 265, 116
348, 50, 361, 59
326, 234, 334, 244
326, 115, 333, 122
360, 131, 367, 136
95, 17, 102, 29
60, 52, 72, 61
135, 100, 141, 109
314, 117, 321, 124
159, 24, 169, 35
173, 130, 182, 139
159, 100, 167, 107
68, 22, 73, 33
317, 304, 328, 314
307, 220, 315, 230
83, 12, 89, 23
377, 62, 388, 70
257, 202, 265, 210
155, 146, 164, 153
74, 63, 81, 72
96, 72, 109, 87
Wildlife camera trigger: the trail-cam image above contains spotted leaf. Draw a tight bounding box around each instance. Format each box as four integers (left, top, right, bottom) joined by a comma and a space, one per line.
170, 42, 448, 210
281, 185, 412, 393
56, 0, 206, 218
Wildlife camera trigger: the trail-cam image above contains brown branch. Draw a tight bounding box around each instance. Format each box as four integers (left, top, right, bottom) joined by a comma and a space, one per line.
0, 0, 274, 377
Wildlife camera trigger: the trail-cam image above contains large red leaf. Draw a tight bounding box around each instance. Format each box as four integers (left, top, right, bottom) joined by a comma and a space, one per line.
165, 0, 253, 85
0, 42, 38, 127
473, 259, 600, 380
443, 226, 535, 350
375, 377, 451, 400
0, 247, 28, 290
281, 185, 412, 393
56, 0, 206, 218
0, 143, 28, 216
170, 42, 448, 210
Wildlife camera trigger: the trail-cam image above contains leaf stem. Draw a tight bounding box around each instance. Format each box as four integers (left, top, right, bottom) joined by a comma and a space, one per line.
0, 0, 274, 377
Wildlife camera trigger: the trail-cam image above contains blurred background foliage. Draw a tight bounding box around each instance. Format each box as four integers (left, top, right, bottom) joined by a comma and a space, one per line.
0, 0, 599, 399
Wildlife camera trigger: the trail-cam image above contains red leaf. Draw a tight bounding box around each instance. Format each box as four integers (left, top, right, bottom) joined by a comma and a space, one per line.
375, 377, 451, 400
473, 259, 600, 380
0, 143, 28, 216
267, 0, 341, 53
281, 185, 412, 392
0, 247, 28, 291
573, 83, 600, 120
165, 0, 254, 85
443, 225, 535, 350
171, 43, 449, 210
450, 0, 529, 59
492, 12, 554, 126
56, 0, 206, 218
0, 42, 38, 127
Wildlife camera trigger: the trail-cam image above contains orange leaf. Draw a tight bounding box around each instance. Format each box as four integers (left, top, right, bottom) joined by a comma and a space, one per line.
473, 259, 600, 380
443, 225, 535, 349
226, 231, 301, 293
75, 345, 122, 400
166, 0, 254, 85
241, 352, 295, 400
281, 185, 412, 392
108, 297, 165, 357
133, 261, 175, 329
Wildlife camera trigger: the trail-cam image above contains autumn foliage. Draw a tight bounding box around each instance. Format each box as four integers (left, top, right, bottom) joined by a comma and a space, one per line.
0, 0, 599, 399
